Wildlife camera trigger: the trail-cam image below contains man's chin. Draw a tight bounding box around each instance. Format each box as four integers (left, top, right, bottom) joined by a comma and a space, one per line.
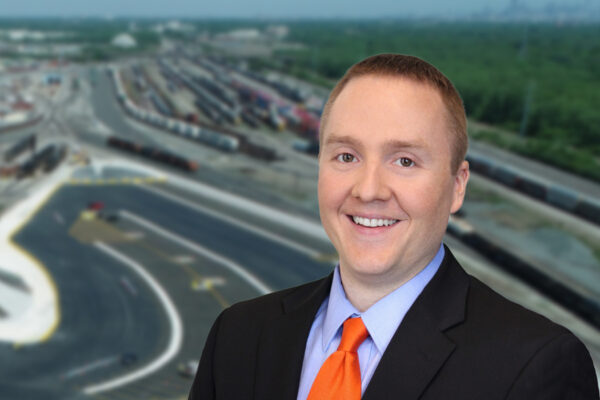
340, 256, 398, 280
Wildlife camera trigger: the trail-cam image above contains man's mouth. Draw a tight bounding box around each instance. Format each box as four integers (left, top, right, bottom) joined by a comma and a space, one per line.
351, 215, 399, 228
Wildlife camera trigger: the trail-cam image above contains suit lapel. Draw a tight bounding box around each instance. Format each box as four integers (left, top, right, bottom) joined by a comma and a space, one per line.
254, 275, 333, 400
363, 248, 470, 400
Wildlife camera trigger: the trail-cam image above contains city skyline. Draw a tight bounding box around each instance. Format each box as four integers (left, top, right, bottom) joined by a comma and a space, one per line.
0, 0, 596, 19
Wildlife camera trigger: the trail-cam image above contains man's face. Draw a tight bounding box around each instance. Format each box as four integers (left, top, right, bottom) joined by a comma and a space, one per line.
318, 75, 469, 288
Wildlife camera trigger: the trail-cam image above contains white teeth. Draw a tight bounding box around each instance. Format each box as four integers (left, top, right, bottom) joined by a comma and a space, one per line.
352, 216, 398, 227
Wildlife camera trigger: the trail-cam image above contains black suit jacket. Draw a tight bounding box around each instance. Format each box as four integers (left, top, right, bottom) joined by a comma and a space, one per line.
189, 248, 599, 399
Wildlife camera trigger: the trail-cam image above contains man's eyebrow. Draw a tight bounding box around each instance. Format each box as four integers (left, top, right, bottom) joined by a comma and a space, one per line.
323, 134, 361, 147
324, 135, 427, 150
382, 139, 427, 150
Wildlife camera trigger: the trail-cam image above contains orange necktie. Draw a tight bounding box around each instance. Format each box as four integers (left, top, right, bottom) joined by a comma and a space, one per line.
307, 317, 369, 400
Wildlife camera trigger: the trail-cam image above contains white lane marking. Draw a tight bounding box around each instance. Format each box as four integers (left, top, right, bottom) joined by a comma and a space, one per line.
53, 211, 65, 225
119, 210, 271, 295
192, 276, 226, 291
141, 184, 321, 258
172, 255, 195, 264
124, 231, 145, 240
83, 242, 183, 395
100, 158, 328, 242
120, 276, 138, 296
61, 355, 120, 380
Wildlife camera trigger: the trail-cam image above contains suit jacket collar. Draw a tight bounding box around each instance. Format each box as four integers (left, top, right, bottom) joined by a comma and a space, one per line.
254, 274, 333, 400
363, 245, 469, 400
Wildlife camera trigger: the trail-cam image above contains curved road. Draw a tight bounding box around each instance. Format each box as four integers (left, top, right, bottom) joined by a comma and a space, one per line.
0, 180, 332, 399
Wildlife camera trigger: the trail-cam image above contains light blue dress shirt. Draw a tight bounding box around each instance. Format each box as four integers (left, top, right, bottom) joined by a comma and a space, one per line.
296, 244, 445, 400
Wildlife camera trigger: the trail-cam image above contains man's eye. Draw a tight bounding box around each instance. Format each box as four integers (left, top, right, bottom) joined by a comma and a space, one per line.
336, 153, 356, 163
395, 157, 415, 167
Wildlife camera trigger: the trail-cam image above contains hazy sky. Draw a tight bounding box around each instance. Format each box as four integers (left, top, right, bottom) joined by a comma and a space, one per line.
0, 0, 592, 18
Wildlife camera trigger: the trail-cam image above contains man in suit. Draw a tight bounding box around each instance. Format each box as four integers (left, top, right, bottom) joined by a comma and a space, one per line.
188, 54, 599, 399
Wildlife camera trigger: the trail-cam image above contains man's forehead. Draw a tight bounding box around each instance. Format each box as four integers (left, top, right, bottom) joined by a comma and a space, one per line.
324, 76, 445, 132
328, 74, 445, 123
321, 74, 435, 141
340, 73, 440, 98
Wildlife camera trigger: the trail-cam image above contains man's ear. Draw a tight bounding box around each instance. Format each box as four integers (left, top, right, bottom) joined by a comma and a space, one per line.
450, 160, 469, 214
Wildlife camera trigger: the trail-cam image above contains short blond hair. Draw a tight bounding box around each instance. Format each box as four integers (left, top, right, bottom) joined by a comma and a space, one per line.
320, 54, 468, 172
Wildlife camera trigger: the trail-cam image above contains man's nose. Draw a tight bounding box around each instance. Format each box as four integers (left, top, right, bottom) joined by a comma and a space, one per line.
351, 162, 391, 202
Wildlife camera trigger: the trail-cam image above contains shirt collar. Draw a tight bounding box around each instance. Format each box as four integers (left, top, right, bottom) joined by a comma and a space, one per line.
321, 244, 445, 353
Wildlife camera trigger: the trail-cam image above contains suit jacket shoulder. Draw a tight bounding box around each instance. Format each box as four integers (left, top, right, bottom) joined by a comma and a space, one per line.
189, 275, 332, 400
363, 248, 599, 400
190, 248, 599, 400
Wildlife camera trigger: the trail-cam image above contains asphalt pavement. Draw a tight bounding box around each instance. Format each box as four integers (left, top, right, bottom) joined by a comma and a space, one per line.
0, 181, 332, 400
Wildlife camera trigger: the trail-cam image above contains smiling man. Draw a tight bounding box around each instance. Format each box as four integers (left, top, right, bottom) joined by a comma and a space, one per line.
189, 54, 598, 400
317, 73, 469, 313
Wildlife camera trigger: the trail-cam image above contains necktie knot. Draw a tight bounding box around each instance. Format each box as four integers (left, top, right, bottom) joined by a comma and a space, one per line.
338, 317, 369, 353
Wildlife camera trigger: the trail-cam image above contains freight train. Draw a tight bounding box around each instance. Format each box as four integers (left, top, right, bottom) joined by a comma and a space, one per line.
107, 136, 198, 172
109, 66, 239, 153
467, 153, 600, 226
18, 143, 67, 178
4, 134, 36, 163
447, 216, 600, 329
159, 60, 241, 126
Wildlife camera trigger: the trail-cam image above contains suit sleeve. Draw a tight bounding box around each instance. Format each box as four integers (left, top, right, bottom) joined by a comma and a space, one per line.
188, 311, 224, 400
506, 333, 599, 400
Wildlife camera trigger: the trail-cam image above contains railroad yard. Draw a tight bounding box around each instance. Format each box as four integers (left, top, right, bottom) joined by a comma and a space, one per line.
0, 22, 599, 399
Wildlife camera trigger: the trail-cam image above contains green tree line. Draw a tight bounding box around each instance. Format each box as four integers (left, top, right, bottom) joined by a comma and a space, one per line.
273, 21, 600, 181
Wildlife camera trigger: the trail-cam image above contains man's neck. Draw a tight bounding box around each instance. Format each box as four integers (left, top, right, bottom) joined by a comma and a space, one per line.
339, 266, 424, 312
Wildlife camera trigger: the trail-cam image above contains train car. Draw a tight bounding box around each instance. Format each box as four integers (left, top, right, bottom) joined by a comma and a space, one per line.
137, 109, 150, 122
196, 76, 238, 108
165, 119, 177, 131
148, 90, 174, 117
574, 198, 600, 225
107, 136, 141, 153
185, 113, 198, 123
132, 65, 148, 92
155, 115, 169, 129
546, 185, 579, 211
491, 166, 518, 187
110, 66, 128, 103
515, 175, 547, 201
4, 134, 36, 163
195, 98, 221, 125
241, 109, 261, 128
186, 126, 200, 139
18, 144, 58, 178
233, 83, 273, 111
189, 75, 240, 124
44, 145, 68, 172
268, 105, 286, 131
123, 97, 136, 112
292, 139, 319, 156
174, 121, 186, 136
180, 125, 195, 138
462, 152, 598, 227
465, 155, 493, 175
107, 136, 199, 172
282, 106, 320, 139
197, 127, 239, 153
